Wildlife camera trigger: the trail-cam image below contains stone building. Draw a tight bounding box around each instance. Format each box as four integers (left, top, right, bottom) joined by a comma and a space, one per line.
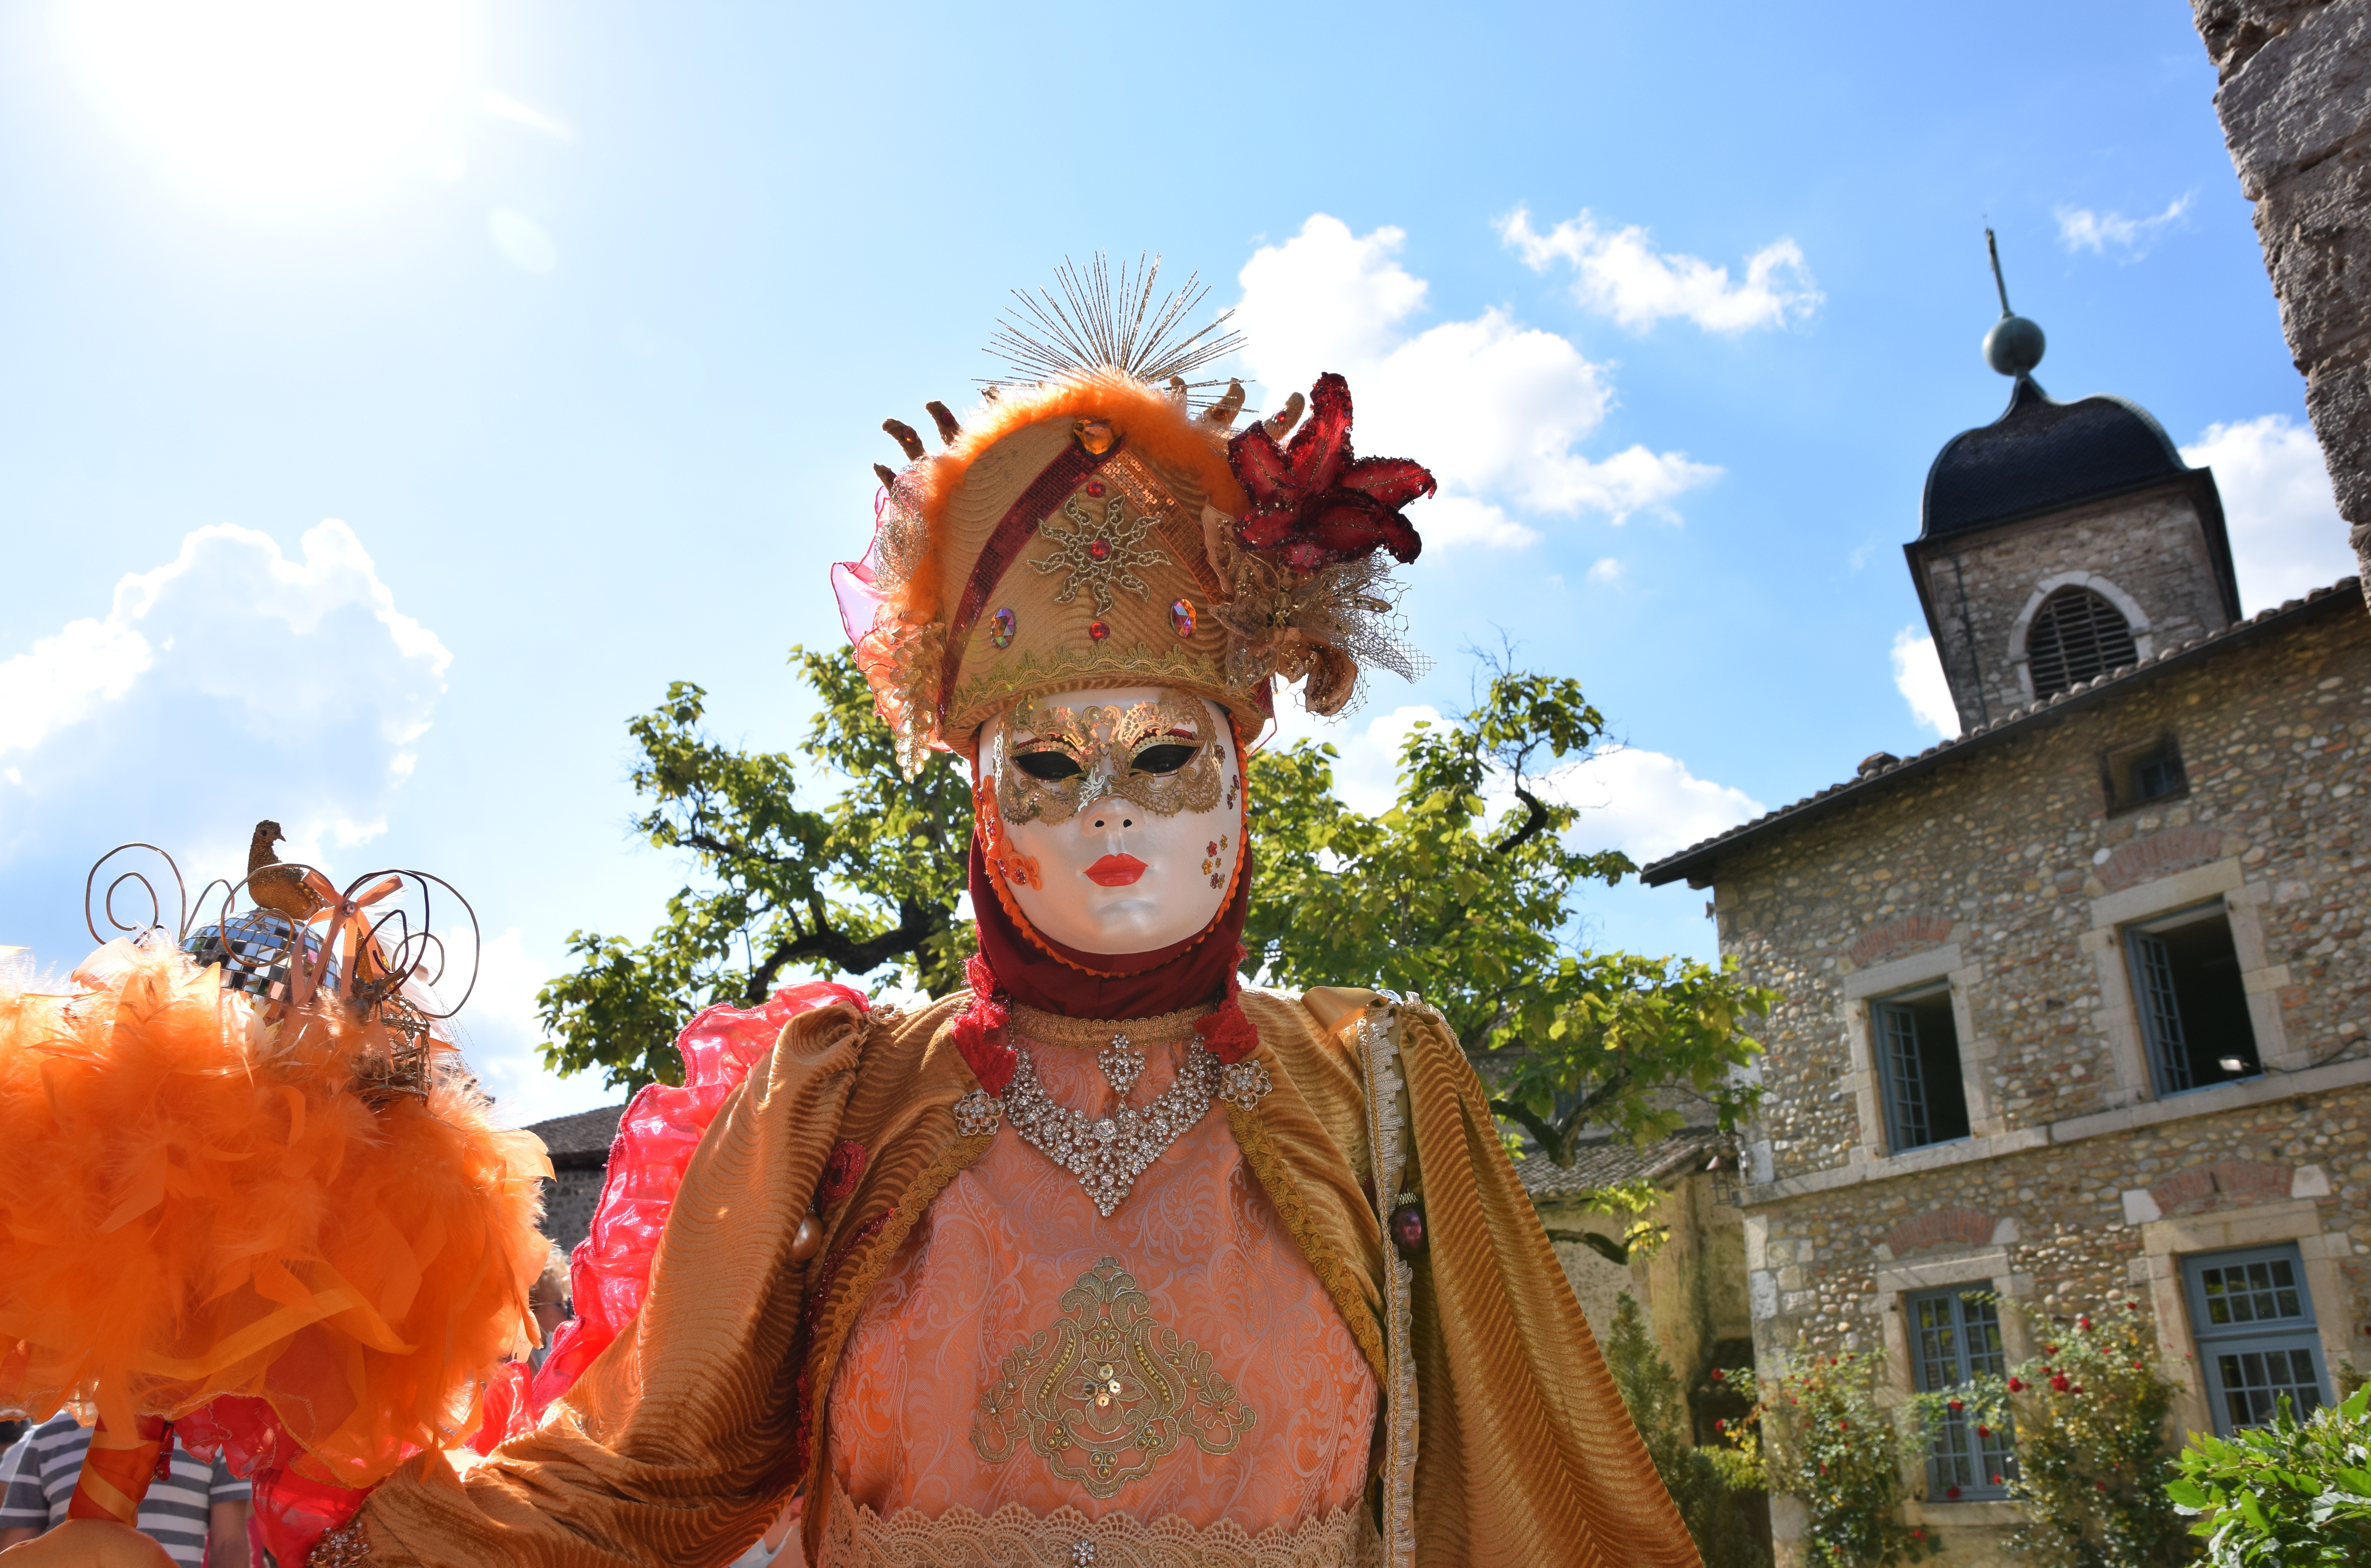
1522, 1124, 1755, 1420
524, 1102, 624, 1254
2192, 0, 2371, 594
1643, 321, 2370, 1564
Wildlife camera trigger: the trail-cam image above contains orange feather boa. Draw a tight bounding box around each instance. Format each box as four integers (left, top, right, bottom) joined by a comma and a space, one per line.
0, 939, 551, 1491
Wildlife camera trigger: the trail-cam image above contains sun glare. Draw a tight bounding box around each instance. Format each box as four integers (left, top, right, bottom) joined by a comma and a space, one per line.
60, 0, 478, 202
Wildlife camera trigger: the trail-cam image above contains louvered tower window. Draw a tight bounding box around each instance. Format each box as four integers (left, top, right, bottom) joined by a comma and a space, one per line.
2025, 587, 2138, 698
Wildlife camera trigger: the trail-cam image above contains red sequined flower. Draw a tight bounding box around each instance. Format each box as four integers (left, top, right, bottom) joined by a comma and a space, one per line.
818, 1139, 868, 1207
1229, 373, 1433, 571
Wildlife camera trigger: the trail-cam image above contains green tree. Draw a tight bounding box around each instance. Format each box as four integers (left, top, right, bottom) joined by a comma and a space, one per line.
1246, 668, 1776, 1160
2170, 1383, 2371, 1566
535, 649, 973, 1089
1604, 1292, 1772, 1568
539, 653, 1776, 1154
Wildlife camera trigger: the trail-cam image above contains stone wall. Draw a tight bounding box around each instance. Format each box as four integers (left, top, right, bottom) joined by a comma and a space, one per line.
539, 1165, 607, 1254
2193, 0, 2371, 599
1915, 480, 2233, 731
1712, 603, 2370, 1566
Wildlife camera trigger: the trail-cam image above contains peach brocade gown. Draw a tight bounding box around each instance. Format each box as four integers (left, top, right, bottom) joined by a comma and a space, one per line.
825, 1026, 1379, 1541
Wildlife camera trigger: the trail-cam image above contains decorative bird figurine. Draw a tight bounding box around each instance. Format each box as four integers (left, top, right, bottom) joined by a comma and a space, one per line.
245, 818, 325, 922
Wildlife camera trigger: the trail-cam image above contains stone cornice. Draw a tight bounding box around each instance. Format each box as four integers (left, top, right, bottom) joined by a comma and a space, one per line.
1739, 1052, 2371, 1207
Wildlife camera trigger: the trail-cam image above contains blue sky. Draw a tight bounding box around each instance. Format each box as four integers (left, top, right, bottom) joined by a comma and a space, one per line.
0, 1, 2353, 1122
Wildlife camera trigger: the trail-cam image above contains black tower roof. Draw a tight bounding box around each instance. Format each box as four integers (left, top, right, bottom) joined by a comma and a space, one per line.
1920, 375, 2191, 537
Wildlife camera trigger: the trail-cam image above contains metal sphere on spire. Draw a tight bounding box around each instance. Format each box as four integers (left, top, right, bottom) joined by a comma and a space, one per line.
1981, 227, 2045, 377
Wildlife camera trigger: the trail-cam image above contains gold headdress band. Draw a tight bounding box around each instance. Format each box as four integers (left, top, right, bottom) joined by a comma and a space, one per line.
834, 256, 1434, 775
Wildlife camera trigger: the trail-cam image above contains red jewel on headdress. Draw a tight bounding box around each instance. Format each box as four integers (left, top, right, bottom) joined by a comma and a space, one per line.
1088, 538, 1111, 561
1087, 619, 1110, 641
1085, 481, 1105, 497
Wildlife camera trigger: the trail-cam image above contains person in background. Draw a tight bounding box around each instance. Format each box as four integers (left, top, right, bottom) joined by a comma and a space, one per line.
0, 1412, 249, 1568
526, 1245, 570, 1373
723, 1502, 798, 1568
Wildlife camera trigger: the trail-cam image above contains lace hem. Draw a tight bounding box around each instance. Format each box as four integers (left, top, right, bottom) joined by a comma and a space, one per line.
821, 1491, 1381, 1568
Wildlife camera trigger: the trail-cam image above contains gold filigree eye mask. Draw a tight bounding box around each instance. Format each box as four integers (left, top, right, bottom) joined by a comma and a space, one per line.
990, 692, 1224, 825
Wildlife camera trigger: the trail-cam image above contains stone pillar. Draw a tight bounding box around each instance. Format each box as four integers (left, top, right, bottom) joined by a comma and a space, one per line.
2193, 0, 2371, 605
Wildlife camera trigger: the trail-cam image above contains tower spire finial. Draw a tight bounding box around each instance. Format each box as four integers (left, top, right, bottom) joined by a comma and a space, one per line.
1985, 226, 2013, 319
1980, 228, 2045, 379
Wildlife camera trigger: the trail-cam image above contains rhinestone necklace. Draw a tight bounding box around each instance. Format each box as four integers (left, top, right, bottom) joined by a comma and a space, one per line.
998, 1038, 1222, 1217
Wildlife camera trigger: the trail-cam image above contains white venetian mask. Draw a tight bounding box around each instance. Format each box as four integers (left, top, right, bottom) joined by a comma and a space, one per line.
975, 685, 1244, 955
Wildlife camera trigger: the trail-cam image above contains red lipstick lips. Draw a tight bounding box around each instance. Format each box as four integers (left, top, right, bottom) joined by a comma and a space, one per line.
1084, 854, 1148, 887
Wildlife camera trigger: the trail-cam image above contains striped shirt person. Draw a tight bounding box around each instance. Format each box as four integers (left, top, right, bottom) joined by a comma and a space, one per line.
0, 1413, 250, 1568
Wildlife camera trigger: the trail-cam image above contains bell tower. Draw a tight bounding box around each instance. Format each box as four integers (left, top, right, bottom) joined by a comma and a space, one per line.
1905, 235, 2241, 733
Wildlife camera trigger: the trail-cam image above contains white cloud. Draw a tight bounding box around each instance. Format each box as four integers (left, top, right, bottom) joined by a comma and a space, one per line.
488, 208, 556, 273
2180, 414, 2356, 610
1500, 207, 1822, 333
0, 615, 153, 758
1537, 747, 1766, 863
1891, 627, 1959, 737
2055, 196, 2193, 259
1268, 701, 1442, 816
1265, 700, 1761, 865
479, 90, 573, 142
445, 925, 619, 1126
0, 521, 449, 948
1587, 557, 1624, 585
1231, 215, 1719, 542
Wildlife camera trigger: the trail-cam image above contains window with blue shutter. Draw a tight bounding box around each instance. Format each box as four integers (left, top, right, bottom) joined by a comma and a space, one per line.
2184, 1243, 2328, 1433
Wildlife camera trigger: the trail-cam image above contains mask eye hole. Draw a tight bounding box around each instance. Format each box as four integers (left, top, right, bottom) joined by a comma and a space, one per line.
1131, 743, 1199, 776
1013, 750, 1084, 781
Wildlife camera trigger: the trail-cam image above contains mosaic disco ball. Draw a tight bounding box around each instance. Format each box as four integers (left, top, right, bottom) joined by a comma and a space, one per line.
182, 910, 336, 1004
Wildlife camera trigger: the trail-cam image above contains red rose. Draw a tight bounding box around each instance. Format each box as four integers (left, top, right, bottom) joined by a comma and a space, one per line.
2078, 1316, 2092, 1329
1715, 1418, 1727, 1432
2007, 1377, 2024, 1393
1947, 1398, 1964, 1413
1710, 1368, 1724, 1381
1946, 1485, 1961, 1499
1976, 1424, 1990, 1438
2050, 1374, 2071, 1393
2094, 1479, 2108, 1491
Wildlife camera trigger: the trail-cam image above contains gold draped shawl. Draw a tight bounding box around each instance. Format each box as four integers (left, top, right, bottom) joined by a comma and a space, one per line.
349, 991, 1697, 1568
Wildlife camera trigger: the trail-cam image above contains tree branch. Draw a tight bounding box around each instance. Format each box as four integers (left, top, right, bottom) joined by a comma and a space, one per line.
1545, 1228, 1635, 1267
1491, 784, 1550, 858
682, 830, 799, 872
739, 895, 951, 1005
1487, 1095, 1562, 1158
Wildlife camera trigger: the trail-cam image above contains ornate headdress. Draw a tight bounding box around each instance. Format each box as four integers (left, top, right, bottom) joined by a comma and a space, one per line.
834, 256, 1436, 774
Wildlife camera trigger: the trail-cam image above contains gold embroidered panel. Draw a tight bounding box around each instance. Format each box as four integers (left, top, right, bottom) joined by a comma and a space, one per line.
972, 1257, 1255, 1498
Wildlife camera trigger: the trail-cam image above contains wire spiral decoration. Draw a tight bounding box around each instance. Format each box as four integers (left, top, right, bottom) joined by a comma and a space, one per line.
82, 841, 483, 1024
83, 842, 191, 946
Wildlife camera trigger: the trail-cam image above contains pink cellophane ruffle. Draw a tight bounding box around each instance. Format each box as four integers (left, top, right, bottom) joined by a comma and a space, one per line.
176, 1397, 369, 1568
470, 982, 870, 1456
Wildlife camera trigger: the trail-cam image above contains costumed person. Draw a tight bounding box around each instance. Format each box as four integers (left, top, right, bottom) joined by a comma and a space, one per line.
0, 843, 553, 1568
23, 260, 1701, 1568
